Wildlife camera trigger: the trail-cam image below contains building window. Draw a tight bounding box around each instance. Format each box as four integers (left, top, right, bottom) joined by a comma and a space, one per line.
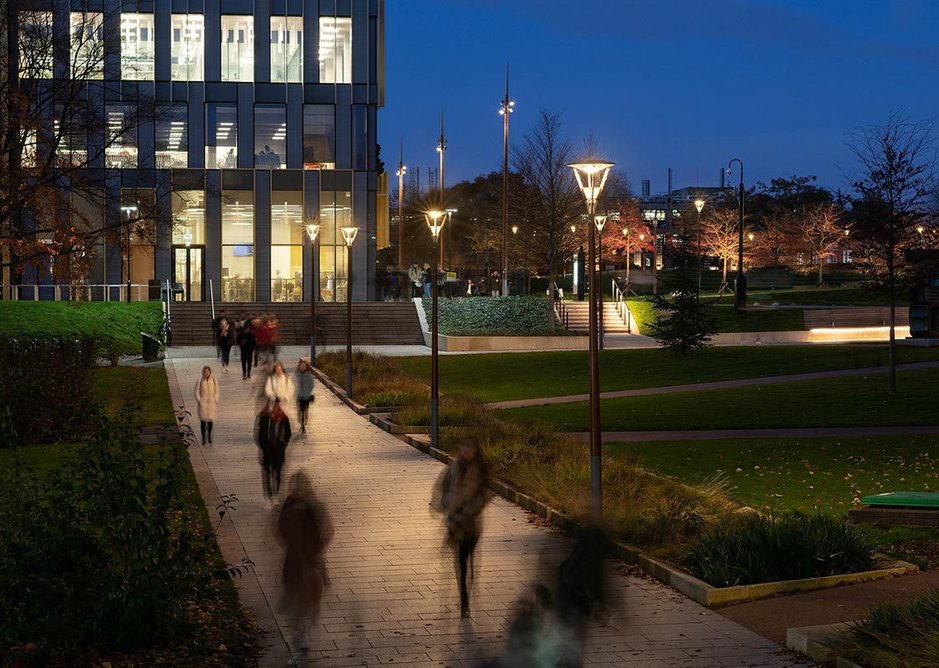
303, 105, 335, 170
271, 181, 303, 302
156, 104, 188, 168
319, 17, 352, 83
53, 115, 88, 167
254, 105, 286, 169
106, 106, 137, 168
121, 13, 155, 79
221, 16, 253, 82
352, 105, 367, 170
319, 188, 352, 302
19, 11, 54, 79
71, 12, 104, 79
172, 14, 204, 81
121, 189, 156, 296
271, 16, 302, 83
206, 104, 237, 169
222, 189, 255, 301
172, 190, 206, 245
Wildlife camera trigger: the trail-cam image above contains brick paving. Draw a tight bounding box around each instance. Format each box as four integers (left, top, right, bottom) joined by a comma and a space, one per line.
165, 353, 806, 667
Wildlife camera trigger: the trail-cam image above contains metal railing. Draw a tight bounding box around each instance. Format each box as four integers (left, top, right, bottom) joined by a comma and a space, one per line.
552, 283, 569, 328
2, 283, 153, 302
611, 278, 634, 334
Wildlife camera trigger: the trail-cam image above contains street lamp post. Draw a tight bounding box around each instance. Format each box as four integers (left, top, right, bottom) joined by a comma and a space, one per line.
499, 65, 515, 298
436, 112, 447, 268
694, 198, 705, 298
425, 210, 448, 451
396, 142, 406, 273
622, 228, 631, 285
569, 160, 614, 517
594, 215, 607, 350
121, 204, 137, 302
341, 225, 359, 399
306, 222, 320, 365
728, 158, 747, 311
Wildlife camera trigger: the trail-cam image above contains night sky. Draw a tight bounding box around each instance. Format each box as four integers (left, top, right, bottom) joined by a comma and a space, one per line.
381, 0, 939, 195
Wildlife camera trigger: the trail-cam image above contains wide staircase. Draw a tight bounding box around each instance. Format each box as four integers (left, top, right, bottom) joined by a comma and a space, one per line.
168, 302, 424, 346
563, 301, 633, 335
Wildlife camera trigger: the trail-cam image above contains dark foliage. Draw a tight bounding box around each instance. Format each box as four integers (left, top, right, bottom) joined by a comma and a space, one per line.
648, 235, 716, 353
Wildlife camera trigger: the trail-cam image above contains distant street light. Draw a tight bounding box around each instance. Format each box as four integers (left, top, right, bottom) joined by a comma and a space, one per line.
396, 142, 407, 271
569, 160, 614, 517
499, 65, 515, 298
694, 198, 705, 297
594, 214, 607, 350
425, 210, 448, 451
120, 204, 138, 302
306, 221, 321, 365
728, 158, 747, 311
341, 225, 359, 399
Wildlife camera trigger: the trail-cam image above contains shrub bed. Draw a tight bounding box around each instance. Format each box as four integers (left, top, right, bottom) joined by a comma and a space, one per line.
424, 295, 556, 336
682, 512, 877, 587
317, 350, 428, 407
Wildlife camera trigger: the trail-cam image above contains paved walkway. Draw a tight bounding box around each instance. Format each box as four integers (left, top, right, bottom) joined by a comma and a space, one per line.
165, 354, 805, 667
487, 361, 939, 410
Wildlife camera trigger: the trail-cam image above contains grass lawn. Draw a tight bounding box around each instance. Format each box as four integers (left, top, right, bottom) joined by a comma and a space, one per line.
610, 436, 939, 570
0, 301, 162, 356
398, 345, 939, 403
712, 286, 903, 307
93, 366, 175, 426
499, 367, 939, 431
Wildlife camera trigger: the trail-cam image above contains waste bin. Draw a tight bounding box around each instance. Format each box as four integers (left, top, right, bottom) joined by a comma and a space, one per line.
141, 332, 161, 362
148, 279, 162, 300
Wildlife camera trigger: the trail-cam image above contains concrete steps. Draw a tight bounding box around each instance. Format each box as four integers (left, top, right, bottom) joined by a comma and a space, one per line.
563, 301, 633, 334
167, 301, 423, 346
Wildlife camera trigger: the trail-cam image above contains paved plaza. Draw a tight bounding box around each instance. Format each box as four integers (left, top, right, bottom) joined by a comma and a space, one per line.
165, 352, 806, 667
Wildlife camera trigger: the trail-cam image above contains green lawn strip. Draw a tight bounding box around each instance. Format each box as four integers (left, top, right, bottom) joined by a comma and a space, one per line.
608, 436, 939, 570
398, 345, 939, 404
627, 298, 805, 334
498, 367, 939, 431
710, 286, 905, 307
93, 366, 176, 426
0, 301, 162, 356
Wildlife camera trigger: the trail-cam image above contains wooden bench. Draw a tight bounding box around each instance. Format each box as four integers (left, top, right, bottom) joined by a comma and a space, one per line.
803, 307, 910, 329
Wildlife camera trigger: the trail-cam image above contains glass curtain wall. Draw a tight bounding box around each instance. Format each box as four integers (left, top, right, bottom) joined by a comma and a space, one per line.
271, 16, 302, 83
318, 17, 352, 83
319, 189, 352, 302
106, 105, 137, 168
303, 105, 335, 169
171, 190, 206, 246
156, 104, 188, 168
121, 13, 155, 79
206, 103, 237, 168
254, 105, 286, 169
221, 190, 255, 301
271, 182, 303, 302
19, 12, 54, 79
221, 16, 253, 82
70, 12, 104, 79
172, 15, 204, 80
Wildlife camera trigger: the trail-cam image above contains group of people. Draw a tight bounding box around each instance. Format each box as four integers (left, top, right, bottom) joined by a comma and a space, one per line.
212, 312, 282, 379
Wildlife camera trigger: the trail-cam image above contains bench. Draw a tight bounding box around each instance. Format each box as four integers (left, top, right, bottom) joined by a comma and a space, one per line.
803, 307, 910, 329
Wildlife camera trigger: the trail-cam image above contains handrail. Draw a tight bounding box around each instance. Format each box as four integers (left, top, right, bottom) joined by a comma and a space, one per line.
551, 282, 569, 329
611, 278, 633, 334
209, 279, 216, 321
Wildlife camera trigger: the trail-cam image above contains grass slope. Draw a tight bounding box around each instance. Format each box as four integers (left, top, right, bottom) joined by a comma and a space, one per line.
93, 367, 176, 426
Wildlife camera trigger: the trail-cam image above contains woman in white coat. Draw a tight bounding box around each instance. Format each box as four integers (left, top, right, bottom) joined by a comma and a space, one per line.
194, 365, 220, 445
264, 361, 295, 411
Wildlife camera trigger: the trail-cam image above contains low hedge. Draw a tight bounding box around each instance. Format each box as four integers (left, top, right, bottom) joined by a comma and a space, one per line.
423, 295, 556, 336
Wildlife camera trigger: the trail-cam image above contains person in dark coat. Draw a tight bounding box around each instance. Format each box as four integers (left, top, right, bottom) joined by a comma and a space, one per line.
432, 439, 491, 618
257, 400, 291, 499
237, 317, 257, 380
216, 315, 234, 372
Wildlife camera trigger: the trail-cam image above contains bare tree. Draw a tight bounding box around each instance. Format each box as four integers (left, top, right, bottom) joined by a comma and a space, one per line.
795, 202, 847, 286
847, 111, 938, 393
702, 206, 740, 292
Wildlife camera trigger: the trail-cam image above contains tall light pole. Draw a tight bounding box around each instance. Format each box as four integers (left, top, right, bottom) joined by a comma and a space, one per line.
425, 210, 448, 451
694, 198, 705, 298
499, 65, 515, 298
396, 141, 406, 273
305, 221, 320, 365
569, 160, 614, 517
121, 204, 137, 301
594, 214, 607, 350
622, 227, 631, 286
728, 158, 747, 311
340, 225, 359, 399
436, 111, 447, 267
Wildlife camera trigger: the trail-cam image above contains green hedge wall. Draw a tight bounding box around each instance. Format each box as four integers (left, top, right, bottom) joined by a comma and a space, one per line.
423, 296, 556, 336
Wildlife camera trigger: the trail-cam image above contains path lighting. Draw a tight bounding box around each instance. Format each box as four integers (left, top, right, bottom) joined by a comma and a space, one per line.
568, 160, 614, 517
595, 215, 608, 350
511, 225, 518, 235
341, 225, 359, 400
425, 210, 448, 451
728, 158, 747, 311
306, 221, 321, 365
694, 199, 705, 296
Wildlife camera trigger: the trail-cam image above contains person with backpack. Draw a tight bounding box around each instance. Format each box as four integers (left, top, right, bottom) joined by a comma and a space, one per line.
237, 316, 257, 380
256, 399, 292, 499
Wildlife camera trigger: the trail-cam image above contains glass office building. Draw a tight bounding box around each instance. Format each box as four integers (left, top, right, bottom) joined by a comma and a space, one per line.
12, 0, 385, 303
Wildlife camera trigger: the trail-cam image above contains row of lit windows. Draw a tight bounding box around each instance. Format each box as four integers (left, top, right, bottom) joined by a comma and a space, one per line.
24, 103, 348, 171
19, 11, 351, 84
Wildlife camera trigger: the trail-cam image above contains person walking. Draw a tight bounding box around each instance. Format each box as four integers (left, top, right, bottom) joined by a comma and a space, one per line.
257, 399, 292, 498
217, 315, 234, 372
237, 316, 257, 379
432, 439, 491, 618
194, 365, 219, 445
295, 359, 315, 435
276, 472, 334, 657
264, 361, 295, 411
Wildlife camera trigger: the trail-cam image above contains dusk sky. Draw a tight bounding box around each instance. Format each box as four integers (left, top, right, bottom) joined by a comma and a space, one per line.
381, 0, 939, 196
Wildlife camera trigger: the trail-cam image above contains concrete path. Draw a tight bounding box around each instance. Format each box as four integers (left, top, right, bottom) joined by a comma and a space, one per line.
567, 425, 939, 443
165, 353, 805, 667
488, 361, 939, 410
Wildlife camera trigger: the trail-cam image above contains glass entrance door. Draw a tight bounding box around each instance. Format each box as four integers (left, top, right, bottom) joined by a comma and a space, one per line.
173, 245, 205, 301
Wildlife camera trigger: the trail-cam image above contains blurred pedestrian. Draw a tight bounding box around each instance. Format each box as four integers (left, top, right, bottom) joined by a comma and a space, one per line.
194, 365, 219, 445
237, 316, 257, 379
276, 472, 334, 656
432, 439, 491, 617
217, 314, 234, 373
486, 585, 559, 668
265, 361, 295, 411
257, 399, 291, 498
295, 359, 315, 435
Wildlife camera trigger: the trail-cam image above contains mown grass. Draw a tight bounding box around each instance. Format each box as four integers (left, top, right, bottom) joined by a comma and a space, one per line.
0, 301, 162, 357
397, 345, 939, 403
93, 366, 176, 426
627, 298, 805, 334
499, 367, 939, 431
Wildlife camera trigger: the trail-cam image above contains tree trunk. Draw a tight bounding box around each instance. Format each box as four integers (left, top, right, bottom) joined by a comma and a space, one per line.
548, 255, 556, 332
818, 256, 824, 287
888, 255, 896, 395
